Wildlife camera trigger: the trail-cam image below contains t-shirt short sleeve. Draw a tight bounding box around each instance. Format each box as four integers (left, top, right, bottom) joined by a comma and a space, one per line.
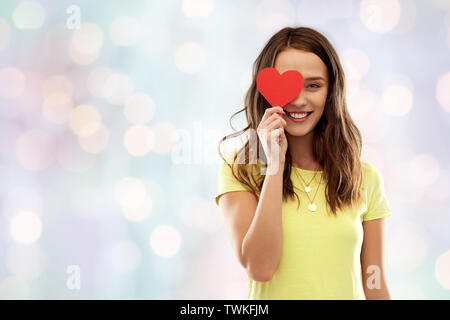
362, 163, 392, 222
215, 150, 254, 206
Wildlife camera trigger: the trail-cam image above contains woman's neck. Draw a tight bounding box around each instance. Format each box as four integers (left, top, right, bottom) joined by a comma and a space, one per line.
287, 131, 321, 170
292, 161, 323, 171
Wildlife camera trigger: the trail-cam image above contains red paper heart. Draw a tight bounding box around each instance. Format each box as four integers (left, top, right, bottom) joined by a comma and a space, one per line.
256, 67, 304, 107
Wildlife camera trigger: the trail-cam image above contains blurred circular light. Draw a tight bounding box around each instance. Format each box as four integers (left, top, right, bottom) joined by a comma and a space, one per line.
149, 225, 181, 257
175, 42, 205, 74
115, 176, 152, 222
78, 123, 109, 154
15, 130, 56, 171
124, 93, 156, 124
360, 0, 401, 33
182, 0, 214, 18
115, 177, 147, 205
42, 74, 73, 97
121, 195, 152, 222
69, 41, 101, 65
435, 249, 450, 290
109, 16, 140, 46
12, 1, 46, 30
381, 84, 414, 116
123, 125, 155, 156
42, 92, 73, 124
436, 71, 450, 112
0, 67, 26, 99
69, 104, 102, 137
10, 211, 42, 244
69, 23, 103, 65
71, 23, 103, 54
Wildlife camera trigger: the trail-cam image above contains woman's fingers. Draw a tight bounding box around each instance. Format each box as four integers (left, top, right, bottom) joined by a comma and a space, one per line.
260, 106, 285, 125
257, 106, 289, 162
257, 114, 286, 145
260, 119, 285, 146
264, 113, 287, 128
265, 118, 285, 132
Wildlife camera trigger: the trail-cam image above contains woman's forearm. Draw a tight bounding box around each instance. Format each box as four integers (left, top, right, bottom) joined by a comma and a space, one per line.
365, 283, 392, 300
241, 161, 284, 281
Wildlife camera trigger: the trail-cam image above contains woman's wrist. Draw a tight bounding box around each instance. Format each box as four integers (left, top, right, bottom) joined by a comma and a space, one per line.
266, 158, 285, 175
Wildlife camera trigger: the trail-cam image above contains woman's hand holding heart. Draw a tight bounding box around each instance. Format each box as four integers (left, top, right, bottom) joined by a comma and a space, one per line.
257, 106, 288, 173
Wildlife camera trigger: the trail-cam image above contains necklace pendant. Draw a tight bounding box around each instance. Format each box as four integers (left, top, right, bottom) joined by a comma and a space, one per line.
308, 203, 317, 212
304, 185, 311, 193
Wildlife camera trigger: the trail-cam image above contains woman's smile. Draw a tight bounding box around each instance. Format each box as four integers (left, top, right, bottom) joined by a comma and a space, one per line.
286, 111, 313, 123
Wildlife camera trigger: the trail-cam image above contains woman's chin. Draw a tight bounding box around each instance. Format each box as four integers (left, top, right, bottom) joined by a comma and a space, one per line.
285, 128, 312, 137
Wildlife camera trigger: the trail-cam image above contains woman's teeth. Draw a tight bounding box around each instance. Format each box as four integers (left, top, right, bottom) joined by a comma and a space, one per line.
290, 112, 310, 119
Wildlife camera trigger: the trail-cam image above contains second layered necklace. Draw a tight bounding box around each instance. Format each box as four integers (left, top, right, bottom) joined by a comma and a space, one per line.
294, 165, 323, 212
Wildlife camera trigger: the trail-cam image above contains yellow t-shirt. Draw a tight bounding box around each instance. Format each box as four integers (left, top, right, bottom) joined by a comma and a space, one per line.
214, 149, 391, 300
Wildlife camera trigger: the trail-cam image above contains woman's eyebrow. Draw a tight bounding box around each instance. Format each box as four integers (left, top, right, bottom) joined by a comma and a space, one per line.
304, 76, 326, 81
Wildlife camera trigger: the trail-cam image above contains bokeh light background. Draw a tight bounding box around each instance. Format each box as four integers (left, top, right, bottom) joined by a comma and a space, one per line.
0, 0, 449, 299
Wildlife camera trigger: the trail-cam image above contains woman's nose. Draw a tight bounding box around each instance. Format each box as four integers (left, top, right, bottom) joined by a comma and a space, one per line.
290, 89, 308, 107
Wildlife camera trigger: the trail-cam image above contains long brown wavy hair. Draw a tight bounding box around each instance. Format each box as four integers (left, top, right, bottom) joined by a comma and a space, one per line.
217, 26, 363, 215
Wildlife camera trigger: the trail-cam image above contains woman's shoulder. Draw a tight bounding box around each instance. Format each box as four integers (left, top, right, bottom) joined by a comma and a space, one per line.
221, 148, 265, 167
360, 160, 385, 187
361, 160, 382, 174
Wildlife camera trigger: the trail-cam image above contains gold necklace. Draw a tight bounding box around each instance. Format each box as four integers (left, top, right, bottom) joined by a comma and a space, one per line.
294, 164, 323, 212
296, 165, 319, 193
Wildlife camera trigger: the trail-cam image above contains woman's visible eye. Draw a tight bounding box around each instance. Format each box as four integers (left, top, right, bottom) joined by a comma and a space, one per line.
308, 83, 320, 88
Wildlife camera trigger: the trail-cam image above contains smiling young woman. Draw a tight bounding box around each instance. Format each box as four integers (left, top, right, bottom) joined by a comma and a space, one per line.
215, 27, 392, 300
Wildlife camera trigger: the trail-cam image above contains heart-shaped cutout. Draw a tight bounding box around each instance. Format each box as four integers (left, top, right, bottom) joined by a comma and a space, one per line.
256, 67, 304, 107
